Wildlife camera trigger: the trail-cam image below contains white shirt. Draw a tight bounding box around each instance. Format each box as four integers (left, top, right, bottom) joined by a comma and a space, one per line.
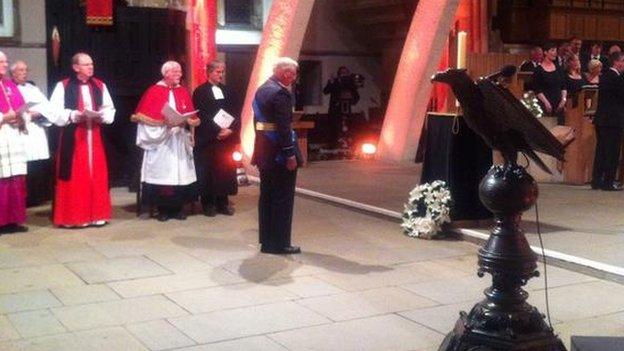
136, 82, 196, 186
16, 82, 55, 161
49, 80, 115, 126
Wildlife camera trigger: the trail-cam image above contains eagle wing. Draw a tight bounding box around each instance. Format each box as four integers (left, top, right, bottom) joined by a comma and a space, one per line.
476, 78, 565, 161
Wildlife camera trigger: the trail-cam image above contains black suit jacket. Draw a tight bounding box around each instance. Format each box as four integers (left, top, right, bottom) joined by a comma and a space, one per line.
594, 69, 624, 128
192, 82, 240, 148
519, 60, 538, 73
251, 77, 301, 169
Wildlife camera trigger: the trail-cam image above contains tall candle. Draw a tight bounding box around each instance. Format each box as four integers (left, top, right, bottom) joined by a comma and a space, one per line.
457, 31, 467, 69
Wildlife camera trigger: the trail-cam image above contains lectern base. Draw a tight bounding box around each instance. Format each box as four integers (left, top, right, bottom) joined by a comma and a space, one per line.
438, 309, 566, 351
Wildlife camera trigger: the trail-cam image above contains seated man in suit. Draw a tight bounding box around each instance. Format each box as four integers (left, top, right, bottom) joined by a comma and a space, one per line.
591, 51, 624, 191
519, 46, 543, 73
519, 46, 543, 91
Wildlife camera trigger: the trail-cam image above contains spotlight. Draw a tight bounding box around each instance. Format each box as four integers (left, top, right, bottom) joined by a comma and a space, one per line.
232, 151, 243, 162
361, 143, 377, 155
232, 150, 249, 186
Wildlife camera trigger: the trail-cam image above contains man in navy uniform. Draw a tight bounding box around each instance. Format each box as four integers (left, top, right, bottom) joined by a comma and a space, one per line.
252, 57, 302, 254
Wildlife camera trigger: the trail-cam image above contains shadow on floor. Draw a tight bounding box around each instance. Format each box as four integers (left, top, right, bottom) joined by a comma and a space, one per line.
297, 251, 391, 274
233, 251, 393, 285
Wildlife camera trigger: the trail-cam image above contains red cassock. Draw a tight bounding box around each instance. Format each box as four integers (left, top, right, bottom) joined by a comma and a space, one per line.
52, 78, 114, 226
134, 84, 195, 121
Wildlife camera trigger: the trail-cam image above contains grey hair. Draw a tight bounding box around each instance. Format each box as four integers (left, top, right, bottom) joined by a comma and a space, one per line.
10, 60, 26, 73
273, 57, 298, 72
206, 60, 225, 73
161, 61, 181, 76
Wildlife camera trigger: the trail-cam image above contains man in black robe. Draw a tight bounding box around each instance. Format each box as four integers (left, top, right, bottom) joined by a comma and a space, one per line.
192, 61, 240, 216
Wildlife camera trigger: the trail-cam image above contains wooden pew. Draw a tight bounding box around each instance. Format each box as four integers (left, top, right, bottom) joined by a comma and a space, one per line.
563, 86, 598, 185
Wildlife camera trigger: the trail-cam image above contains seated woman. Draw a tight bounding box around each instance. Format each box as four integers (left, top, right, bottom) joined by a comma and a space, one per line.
533, 42, 567, 125
133, 61, 200, 221
584, 59, 602, 85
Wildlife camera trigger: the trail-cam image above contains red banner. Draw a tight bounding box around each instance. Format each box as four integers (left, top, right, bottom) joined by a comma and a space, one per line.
86, 0, 113, 26
186, 0, 217, 90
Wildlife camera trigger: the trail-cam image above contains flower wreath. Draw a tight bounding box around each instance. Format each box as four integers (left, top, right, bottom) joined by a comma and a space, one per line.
401, 180, 452, 239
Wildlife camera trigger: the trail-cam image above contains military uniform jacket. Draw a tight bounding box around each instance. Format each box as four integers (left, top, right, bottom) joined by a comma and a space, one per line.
251, 77, 301, 170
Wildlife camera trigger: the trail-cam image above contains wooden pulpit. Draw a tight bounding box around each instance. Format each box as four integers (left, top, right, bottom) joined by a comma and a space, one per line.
292, 112, 315, 167
563, 86, 598, 185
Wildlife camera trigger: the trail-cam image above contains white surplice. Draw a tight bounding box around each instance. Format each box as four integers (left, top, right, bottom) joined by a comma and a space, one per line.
136, 83, 196, 186
16, 82, 56, 161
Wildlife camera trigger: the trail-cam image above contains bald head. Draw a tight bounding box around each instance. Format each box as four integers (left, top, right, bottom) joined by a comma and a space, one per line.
72, 52, 94, 81
0, 51, 8, 78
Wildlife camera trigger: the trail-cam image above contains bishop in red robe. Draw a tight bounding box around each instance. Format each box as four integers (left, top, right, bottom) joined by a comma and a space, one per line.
49, 53, 116, 228
132, 61, 199, 221
0, 51, 29, 234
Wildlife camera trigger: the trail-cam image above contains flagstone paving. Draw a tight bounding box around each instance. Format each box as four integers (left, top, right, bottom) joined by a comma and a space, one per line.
0, 186, 621, 350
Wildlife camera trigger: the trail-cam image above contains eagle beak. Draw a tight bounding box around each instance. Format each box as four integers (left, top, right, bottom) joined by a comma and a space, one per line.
431, 72, 443, 83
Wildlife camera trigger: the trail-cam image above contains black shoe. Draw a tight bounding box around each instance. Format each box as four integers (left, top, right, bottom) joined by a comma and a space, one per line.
203, 206, 216, 217
261, 245, 301, 254
590, 181, 602, 190
173, 212, 187, 220
156, 213, 170, 222
601, 184, 623, 191
216, 206, 235, 216
0, 224, 28, 234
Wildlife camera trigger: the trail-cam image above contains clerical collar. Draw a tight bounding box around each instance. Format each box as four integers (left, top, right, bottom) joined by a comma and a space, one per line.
157, 80, 179, 89
610, 67, 620, 75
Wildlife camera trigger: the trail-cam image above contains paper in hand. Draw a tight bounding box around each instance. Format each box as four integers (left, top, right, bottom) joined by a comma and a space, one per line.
161, 104, 198, 125
213, 109, 235, 129
16, 102, 38, 115
83, 109, 104, 119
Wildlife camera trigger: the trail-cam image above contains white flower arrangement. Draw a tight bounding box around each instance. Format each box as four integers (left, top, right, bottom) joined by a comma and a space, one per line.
520, 91, 544, 118
401, 180, 452, 239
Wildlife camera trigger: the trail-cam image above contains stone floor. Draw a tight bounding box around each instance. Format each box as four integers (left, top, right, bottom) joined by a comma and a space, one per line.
0, 186, 623, 350
296, 160, 624, 269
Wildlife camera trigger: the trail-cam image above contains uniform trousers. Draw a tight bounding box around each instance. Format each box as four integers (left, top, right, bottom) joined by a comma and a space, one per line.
258, 166, 297, 249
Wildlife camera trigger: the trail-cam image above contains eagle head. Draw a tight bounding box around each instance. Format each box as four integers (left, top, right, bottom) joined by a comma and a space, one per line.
430, 68, 469, 85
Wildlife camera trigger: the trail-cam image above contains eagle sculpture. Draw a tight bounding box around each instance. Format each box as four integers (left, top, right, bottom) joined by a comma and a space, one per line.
431, 67, 565, 174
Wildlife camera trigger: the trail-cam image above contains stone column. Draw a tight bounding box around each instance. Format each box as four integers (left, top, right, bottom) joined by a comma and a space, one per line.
377, 0, 460, 163
239, 0, 316, 160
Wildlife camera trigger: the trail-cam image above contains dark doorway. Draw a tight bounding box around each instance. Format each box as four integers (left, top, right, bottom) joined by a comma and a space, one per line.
223, 46, 257, 116
45, 1, 187, 187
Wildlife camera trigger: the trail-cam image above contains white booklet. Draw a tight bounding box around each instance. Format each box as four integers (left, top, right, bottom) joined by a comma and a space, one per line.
213, 108, 235, 129
161, 104, 198, 125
